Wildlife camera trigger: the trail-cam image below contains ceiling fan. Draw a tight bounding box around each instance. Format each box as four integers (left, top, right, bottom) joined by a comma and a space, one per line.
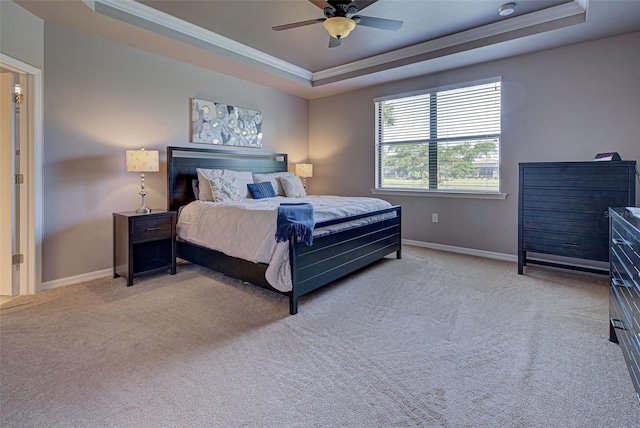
272, 0, 403, 48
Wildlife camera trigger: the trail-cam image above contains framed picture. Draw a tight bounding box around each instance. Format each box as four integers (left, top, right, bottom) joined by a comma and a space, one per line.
191, 98, 263, 147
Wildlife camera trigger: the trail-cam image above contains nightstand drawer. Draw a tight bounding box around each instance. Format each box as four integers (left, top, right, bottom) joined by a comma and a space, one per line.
132, 216, 173, 242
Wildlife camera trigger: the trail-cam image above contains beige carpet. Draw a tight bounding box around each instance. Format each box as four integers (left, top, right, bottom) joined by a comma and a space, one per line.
1, 246, 639, 427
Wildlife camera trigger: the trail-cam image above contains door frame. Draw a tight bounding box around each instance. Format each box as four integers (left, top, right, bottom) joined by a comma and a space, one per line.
0, 53, 43, 295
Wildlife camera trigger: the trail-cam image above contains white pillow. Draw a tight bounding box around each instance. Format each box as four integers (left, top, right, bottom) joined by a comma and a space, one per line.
208, 177, 242, 202
278, 175, 306, 198
253, 171, 294, 196
196, 168, 253, 200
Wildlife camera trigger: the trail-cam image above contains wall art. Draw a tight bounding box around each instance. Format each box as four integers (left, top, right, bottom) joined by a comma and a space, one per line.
191, 98, 262, 147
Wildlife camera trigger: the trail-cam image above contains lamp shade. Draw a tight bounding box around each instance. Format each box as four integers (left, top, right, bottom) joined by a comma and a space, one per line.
126, 149, 159, 172
323, 17, 356, 39
295, 163, 313, 178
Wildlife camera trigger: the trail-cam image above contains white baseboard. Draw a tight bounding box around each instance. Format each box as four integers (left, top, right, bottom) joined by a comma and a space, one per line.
38, 241, 513, 292
402, 239, 517, 263
40, 268, 112, 292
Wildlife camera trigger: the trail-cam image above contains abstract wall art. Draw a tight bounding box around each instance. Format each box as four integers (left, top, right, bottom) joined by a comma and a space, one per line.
191, 98, 263, 147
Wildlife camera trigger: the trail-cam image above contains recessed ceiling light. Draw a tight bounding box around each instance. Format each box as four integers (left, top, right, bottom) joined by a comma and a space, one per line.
499, 3, 516, 17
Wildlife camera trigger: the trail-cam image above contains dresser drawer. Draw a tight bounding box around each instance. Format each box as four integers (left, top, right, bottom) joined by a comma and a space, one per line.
523, 211, 607, 236
610, 278, 640, 332
612, 223, 640, 272
131, 216, 173, 242
610, 289, 640, 395
611, 241, 640, 286
524, 232, 607, 260
611, 285, 634, 334
522, 165, 632, 189
611, 249, 640, 293
522, 188, 630, 212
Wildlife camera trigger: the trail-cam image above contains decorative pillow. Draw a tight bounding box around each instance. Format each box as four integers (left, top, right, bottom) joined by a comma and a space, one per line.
196, 168, 253, 200
278, 175, 306, 198
208, 177, 242, 202
253, 172, 295, 196
248, 182, 277, 199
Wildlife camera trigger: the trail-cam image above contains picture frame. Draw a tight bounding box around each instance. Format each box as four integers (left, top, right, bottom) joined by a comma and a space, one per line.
191, 98, 262, 147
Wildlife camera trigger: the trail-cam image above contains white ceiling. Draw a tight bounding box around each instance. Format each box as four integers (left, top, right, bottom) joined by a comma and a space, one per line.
15, 0, 640, 99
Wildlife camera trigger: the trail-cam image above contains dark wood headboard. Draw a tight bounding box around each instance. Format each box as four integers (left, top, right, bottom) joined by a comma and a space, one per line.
167, 146, 288, 212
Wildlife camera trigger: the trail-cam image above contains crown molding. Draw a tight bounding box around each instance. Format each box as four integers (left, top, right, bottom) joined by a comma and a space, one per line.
81, 0, 313, 82
82, 0, 588, 88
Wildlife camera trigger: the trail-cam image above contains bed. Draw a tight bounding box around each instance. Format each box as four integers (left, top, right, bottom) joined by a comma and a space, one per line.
167, 146, 402, 314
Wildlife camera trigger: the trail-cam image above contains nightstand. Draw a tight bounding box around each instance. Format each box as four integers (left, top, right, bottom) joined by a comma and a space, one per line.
113, 210, 176, 286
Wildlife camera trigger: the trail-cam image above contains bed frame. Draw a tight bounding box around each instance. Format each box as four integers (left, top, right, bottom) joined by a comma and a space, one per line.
167, 146, 402, 314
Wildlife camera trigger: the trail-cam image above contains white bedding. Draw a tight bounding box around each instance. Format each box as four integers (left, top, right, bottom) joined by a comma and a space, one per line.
177, 195, 394, 292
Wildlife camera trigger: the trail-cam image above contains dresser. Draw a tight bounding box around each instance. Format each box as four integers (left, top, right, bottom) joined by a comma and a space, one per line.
113, 210, 176, 286
609, 207, 640, 403
518, 161, 636, 274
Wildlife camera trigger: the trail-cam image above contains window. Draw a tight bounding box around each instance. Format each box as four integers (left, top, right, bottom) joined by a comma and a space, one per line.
375, 78, 502, 194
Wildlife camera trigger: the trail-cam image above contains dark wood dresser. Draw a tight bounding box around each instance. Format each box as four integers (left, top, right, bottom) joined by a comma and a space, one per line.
609, 207, 640, 403
518, 161, 636, 274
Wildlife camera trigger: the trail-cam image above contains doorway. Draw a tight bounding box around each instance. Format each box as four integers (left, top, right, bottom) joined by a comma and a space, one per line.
0, 53, 43, 300
0, 69, 23, 302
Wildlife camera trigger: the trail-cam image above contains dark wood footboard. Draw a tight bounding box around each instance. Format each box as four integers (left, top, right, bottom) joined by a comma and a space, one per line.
288, 205, 402, 314
176, 205, 402, 315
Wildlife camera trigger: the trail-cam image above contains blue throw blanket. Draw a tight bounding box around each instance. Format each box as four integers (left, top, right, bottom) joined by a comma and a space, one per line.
275, 203, 315, 246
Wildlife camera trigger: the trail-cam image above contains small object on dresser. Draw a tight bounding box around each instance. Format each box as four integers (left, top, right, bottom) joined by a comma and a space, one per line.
113, 210, 176, 286
593, 152, 621, 161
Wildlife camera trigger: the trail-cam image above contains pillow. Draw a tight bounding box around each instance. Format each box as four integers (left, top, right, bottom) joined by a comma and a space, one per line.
253, 172, 295, 196
248, 181, 277, 199
278, 175, 306, 198
196, 168, 253, 200
208, 177, 242, 202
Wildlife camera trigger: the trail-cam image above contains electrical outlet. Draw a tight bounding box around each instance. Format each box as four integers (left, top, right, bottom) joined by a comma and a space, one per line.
432, 213, 438, 223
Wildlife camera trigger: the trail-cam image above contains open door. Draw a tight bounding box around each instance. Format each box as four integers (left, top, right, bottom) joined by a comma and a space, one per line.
0, 71, 25, 299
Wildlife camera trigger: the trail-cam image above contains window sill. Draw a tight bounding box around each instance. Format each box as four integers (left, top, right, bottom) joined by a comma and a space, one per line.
371, 188, 508, 200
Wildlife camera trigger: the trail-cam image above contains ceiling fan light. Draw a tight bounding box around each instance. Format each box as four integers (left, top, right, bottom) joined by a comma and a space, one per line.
323, 17, 356, 39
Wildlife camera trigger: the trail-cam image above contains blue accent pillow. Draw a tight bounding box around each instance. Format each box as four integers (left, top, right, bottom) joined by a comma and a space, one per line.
248, 181, 277, 199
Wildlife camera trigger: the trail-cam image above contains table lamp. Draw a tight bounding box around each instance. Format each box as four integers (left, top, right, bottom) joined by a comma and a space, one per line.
295, 163, 313, 190
126, 148, 159, 214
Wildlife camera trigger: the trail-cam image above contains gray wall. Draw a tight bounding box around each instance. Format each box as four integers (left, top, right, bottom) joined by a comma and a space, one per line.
0, 1, 44, 69
42, 24, 309, 282
7, 4, 639, 282
309, 31, 640, 256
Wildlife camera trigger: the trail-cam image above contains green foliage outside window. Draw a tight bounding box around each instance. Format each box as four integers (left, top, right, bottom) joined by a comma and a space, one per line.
376, 79, 501, 193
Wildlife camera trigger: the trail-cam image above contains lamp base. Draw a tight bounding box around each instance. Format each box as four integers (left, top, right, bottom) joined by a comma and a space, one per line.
136, 207, 151, 214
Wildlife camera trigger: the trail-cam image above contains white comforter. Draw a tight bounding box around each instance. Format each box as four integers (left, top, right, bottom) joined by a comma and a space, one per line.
177, 195, 393, 292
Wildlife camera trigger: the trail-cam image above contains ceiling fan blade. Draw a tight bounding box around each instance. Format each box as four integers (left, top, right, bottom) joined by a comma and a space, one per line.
355, 15, 403, 31
350, 0, 379, 12
308, 0, 331, 10
329, 36, 342, 48
272, 18, 326, 31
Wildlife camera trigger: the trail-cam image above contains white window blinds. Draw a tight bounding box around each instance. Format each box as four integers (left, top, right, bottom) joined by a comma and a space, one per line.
375, 78, 502, 193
